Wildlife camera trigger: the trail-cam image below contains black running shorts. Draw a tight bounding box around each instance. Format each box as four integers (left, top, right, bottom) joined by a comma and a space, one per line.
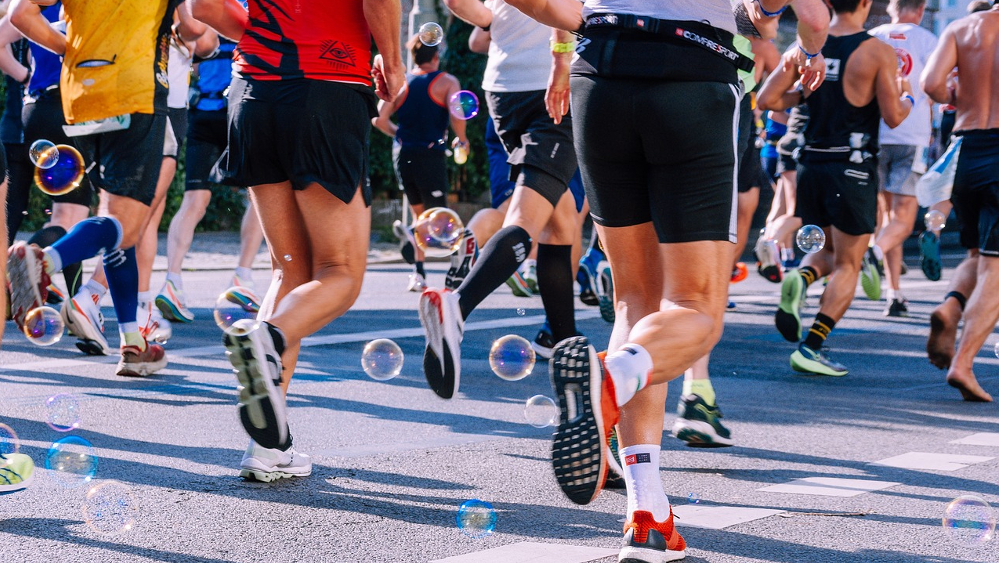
214, 77, 378, 206
165, 106, 187, 159
185, 108, 228, 191
393, 145, 448, 209
570, 75, 740, 243
951, 129, 998, 257
72, 112, 166, 207
21, 89, 95, 207
485, 90, 577, 208
795, 154, 878, 236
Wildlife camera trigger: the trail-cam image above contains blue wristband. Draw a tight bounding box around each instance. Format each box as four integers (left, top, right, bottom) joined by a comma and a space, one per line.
903, 94, 915, 106
798, 43, 821, 59
755, 0, 788, 17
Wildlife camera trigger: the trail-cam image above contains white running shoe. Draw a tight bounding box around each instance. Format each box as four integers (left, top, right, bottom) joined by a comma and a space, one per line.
407, 273, 427, 293
445, 229, 477, 290
223, 321, 290, 450
138, 303, 172, 344
155, 280, 195, 323
231, 273, 257, 293
418, 288, 464, 399
61, 289, 111, 356
240, 440, 311, 482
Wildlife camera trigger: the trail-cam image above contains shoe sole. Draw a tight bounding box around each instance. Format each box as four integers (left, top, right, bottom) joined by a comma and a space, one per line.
0, 473, 33, 495
239, 468, 311, 482
755, 239, 784, 284
154, 295, 194, 323
62, 300, 109, 355
506, 275, 532, 298
7, 245, 47, 330
393, 221, 416, 265
672, 419, 734, 448
419, 292, 459, 399
860, 261, 881, 301
619, 546, 686, 563
551, 336, 607, 505
918, 233, 942, 282
775, 275, 803, 342
790, 351, 848, 377
224, 332, 289, 450
531, 340, 554, 360
116, 355, 168, 377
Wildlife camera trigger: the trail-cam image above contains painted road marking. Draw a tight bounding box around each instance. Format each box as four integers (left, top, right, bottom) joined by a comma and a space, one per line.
949, 432, 1000, 447
430, 541, 616, 563
759, 477, 900, 497
671, 505, 784, 529
872, 452, 994, 471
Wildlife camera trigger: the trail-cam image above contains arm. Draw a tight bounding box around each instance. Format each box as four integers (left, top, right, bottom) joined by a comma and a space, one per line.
782, 0, 830, 90
192, 27, 220, 58
442, 0, 492, 29
11, 0, 63, 55
442, 75, 468, 147
921, 26, 958, 104
758, 49, 806, 111
546, 28, 572, 124
468, 26, 490, 54
504, 0, 583, 32
371, 96, 400, 138
0, 14, 29, 83
365, 0, 404, 102
874, 43, 912, 128
189, 0, 248, 42
176, 1, 209, 43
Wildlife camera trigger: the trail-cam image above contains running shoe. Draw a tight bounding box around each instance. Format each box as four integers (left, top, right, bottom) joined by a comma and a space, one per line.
418, 288, 464, 399
619, 509, 686, 563
61, 290, 110, 356
672, 394, 734, 447
116, 341, 168, 377
754, 237, 784, 283
6, 242, 50, 330
45, 284, 64, 306
223, 321, 290, 450
860, 246, 883, 301
155, 280, 195, 323
407, 273, 427, 293
550, 336, 619, 505
596, 261, 615, 323
727, 300, 737, 310
522, 263, 539, 295
532, 322, 555, 360
231, 273, 257, 293
0, 453, 35, 494
918, 231, 942, 282
392, 219, 417, 265
775, 271, 806, 342
730, 262, 748, 283
604, 426, 625, 489
790, 343, 848, 377
240, 440, 311, 482
884, 298, 909, 318
505, 270, 532, 297
577, 249, 602, 306
444, 229, 477, 290
781, 257, 801, 272
138, 303, 172, 344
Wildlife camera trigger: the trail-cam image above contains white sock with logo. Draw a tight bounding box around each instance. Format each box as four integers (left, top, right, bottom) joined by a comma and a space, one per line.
620, 444, 670, 521
604, 343, 652, 406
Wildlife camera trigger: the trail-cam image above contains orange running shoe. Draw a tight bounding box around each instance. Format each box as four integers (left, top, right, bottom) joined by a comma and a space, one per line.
730, 262, 748, 284
620, 509, 687, 562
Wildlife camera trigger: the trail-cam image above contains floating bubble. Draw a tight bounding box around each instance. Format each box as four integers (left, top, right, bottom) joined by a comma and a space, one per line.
523, 395, 558, 428
29, 139, 58, 169
516, 308, 525, 316
45, 435, 98, 487
448, 90, 479, 121
23, 306, 64, 346
83, 481, 138, 535
418, 22, 444, 47
457, 499, 497, 538
46, 393, 81, 432
0, 423, 19, 455
213, 286, 261, 334
943, 495, 997, 547
688, 492, 701, 504
361, 339, 404, 381
925, 209, 947, 232
35, 144, 85, 196
489, 335, 535, 381
413, 207, 465, 258
283, 254, 292, 262
796, 225, 826, 254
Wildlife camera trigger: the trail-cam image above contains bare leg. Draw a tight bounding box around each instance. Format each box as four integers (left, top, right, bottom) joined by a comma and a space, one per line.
166, 190, 211, 276
137, 157, 176, 293
733, 187, 760, 266
946, 255, 998, 402
0, 177, 7, 344
929, 252, 980, 369
237, 196, 264, 270
814, 228, 870, 322
874, 192, 918, 293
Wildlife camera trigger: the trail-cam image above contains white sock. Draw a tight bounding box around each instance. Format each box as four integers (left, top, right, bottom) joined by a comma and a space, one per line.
83, 279, 107, 298
137, 291, 153, 308
234, 267, 253, 281
165, 271, 183, 289
603, 343, 652, 406
871, 245, 885, 262
781, 247, 794, 262
620, 444, 671, 521
886, 288, 897, 301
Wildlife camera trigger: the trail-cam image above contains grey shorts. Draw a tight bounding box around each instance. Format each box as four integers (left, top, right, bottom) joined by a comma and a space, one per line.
877, 144, 919, 197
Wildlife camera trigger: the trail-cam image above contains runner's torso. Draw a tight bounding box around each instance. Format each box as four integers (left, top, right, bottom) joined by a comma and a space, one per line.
396, 71, 450, 150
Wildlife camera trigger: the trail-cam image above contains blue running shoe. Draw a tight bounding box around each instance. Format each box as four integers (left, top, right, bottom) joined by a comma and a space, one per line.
918, 231, 942, 282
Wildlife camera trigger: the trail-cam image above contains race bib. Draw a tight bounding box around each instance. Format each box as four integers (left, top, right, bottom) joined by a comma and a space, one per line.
62, 114, 131, 137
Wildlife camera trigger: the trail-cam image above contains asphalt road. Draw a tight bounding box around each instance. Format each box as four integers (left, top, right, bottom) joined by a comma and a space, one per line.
0, 250, 997, 563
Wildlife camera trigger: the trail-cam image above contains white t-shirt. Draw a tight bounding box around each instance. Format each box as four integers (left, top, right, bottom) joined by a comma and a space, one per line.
583, 0, 737, 35
482, 0, 551, 93
870, 22, 938, 146
167, 42, 193, 109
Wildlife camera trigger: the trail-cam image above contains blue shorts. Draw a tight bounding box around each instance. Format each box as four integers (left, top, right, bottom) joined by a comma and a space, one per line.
487, 118, 585, 212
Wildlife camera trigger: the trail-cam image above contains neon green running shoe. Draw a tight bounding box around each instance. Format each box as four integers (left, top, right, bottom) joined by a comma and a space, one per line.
790, 343, 848, 377
0, 453, 35, 494
775, 271, 805, 342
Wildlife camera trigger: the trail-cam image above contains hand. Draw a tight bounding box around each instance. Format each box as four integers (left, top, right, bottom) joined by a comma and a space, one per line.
372, 54, 405, 103
451, 137, 469, 150
545, 57, 571, 124
740, 0, 781, 40
896, 71, 913, 97
783, 48, 825, 91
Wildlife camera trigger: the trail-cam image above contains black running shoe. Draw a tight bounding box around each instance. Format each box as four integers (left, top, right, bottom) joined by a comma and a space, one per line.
531, 323, 555, 360
671, 394, 734, 447
884, 298, 909, 318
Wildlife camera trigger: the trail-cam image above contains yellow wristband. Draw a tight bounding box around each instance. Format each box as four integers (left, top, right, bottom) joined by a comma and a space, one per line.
550, 40, 576, 54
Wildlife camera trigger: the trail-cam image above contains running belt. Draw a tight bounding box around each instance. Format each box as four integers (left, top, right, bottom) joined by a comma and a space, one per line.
582, 13, 755, 73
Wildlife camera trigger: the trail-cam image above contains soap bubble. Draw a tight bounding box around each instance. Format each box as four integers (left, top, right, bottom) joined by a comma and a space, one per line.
523, 395, 558, 428
46, 393, 81, 432
413, 207, 464, 258
456, 499, 497, 538
925, 209, 947, 232
796, 225, 826, 254
516, 308, 525, 316
83, 481, 138, 535
45, 435, 98, 487
943, 495, 997, 547
29, 139, 58, 169
213, 286, 261, 334
448, 90, 479, 120
688, 492, 701, 504
23, 306, 65, 346
0, 423, 19, 455
418, 22, 444, 47
35, 144, 85, 196
361, 339, 404, 381
489, 335, 535, 381
283, 254, 292, 262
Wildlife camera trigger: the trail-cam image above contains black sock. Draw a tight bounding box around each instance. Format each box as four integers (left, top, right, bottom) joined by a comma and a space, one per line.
945, 290, 967, 311
799, 266, 819, 287
457, 225, 531, 319
415, 261, 425, 277
28, 226, 81, 294
537, 244, 576, 342
803, 312, 836, 350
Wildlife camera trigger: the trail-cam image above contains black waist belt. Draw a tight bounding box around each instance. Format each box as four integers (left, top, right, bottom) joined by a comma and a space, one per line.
584, 13, 755, 73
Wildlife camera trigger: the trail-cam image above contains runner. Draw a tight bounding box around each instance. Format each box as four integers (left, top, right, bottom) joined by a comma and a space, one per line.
921, 1, 997, 402
759, 0, 915, 377
863, 0, 938, 316
190, 0, 404, 479
0, 32, 30, 247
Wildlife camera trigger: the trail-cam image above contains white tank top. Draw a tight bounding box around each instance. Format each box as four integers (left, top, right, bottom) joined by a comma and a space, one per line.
167, 42, 193, 109
869, 23, 938, 146
481, 0, 551, 93
582, 0, 737, 35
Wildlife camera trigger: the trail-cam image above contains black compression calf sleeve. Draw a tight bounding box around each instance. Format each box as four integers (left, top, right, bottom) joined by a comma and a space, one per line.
457, 225, 531, 319
537, 244, 576, 342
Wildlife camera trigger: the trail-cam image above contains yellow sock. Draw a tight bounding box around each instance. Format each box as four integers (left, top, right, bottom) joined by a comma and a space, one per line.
682, 379, 716, 406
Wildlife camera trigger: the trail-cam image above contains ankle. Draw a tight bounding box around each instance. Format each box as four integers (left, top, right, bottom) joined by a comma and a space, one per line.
604, 344, 653, 406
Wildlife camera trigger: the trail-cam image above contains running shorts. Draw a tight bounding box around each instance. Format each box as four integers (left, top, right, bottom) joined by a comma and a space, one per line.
950, 129, 998, 257
164, 106, 187, 159
796, 153, 878, 236
72, 112, 166, 206
393, 145, 448, 209
185, 108, 227, 191
877, 144, 919, 197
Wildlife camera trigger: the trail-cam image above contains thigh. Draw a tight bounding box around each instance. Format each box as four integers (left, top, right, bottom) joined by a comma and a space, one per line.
249, 182, 311, 279
295, 184, 370, 277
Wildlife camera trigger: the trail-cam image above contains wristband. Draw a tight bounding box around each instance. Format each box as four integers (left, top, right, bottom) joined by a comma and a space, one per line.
550, 40, 576, 54
798, 43, 821, 59
755, 0, 788, 17
902, 94, 915, 107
